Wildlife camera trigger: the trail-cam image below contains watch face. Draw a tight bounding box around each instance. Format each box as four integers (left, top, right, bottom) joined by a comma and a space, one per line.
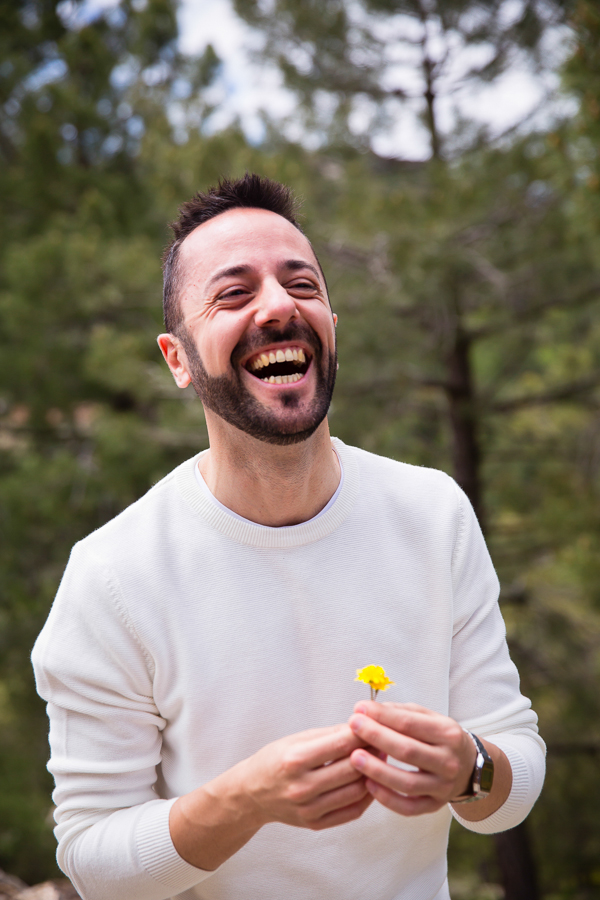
480, 760, 494, 793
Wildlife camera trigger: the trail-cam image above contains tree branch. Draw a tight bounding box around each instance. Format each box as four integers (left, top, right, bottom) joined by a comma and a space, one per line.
491, 371, 600, 413
470, 281, 600, 341
546, 742, 600, 756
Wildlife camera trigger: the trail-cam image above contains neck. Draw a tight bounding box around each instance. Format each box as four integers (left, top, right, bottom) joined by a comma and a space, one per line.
198, 415, 340, 527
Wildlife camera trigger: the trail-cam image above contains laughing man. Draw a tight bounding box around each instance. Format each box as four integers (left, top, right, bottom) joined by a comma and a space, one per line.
33, 174, 545, 900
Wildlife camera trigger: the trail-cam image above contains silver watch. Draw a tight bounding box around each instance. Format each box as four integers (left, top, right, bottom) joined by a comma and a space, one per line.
452, 731, 494, 803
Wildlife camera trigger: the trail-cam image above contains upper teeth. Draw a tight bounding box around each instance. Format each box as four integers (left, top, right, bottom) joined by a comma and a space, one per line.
249, 347, 306, 372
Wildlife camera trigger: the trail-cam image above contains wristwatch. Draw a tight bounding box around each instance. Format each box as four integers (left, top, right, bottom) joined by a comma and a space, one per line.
451, 731, 494, 803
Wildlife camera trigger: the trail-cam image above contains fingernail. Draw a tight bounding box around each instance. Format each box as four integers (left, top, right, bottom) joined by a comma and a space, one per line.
353, 750, 366, 768
355, 703, 367, 714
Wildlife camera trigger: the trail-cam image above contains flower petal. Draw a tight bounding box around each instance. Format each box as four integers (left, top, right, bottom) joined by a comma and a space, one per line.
355, 665, 395, 690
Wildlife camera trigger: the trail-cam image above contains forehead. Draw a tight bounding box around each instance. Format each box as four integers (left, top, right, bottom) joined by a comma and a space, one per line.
177, 207, 317, 285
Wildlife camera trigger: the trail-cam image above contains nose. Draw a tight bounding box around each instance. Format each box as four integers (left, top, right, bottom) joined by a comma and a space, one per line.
253, 276, 299, 328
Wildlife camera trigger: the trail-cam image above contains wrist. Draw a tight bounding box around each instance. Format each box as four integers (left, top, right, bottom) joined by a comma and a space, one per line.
225, 761, 272, 830
450, 739, 513, 822
170, 766, 265, 871
451, 731, 494, 804
206, 760, 270, 832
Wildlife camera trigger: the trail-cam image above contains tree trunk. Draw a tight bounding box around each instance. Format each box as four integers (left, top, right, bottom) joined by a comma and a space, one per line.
417, 0, 442, 160
444, 329, 484, 529
494, 824, 540, 900
444, 330, 540, 900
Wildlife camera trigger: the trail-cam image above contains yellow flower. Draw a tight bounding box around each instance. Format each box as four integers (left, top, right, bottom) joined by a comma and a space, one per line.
355, 665, 394, 700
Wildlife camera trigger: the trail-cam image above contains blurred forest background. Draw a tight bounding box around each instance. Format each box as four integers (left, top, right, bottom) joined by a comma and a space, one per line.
1, 0, 600, 898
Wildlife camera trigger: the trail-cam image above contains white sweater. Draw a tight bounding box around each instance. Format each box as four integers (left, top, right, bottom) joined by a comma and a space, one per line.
32, 439, 545, 900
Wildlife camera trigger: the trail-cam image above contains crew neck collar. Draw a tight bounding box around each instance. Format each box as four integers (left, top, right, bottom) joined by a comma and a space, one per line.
175, 437, 359, 548
194, 447, 345, 529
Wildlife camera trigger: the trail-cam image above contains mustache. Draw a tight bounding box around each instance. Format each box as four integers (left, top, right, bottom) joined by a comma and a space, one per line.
231, 321, 322, 367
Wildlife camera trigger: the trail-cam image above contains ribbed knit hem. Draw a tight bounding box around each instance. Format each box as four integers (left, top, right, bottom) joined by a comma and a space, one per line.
175, 437, 360, 548
136, 799, 217, 892
451, 733, 545, 834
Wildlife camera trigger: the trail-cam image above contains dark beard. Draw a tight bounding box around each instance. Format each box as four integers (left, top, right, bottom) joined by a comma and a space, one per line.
178, 321, 337, 446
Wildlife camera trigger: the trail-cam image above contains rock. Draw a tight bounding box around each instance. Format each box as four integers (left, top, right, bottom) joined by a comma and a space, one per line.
0, 871, 27, 889
0, 872, 81, 900
0, 868, 28, 899
15, 882, 81, 900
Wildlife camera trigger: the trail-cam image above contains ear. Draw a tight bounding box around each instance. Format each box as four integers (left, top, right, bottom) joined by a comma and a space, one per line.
157, 334, 192, 389
333, 313, 338, 327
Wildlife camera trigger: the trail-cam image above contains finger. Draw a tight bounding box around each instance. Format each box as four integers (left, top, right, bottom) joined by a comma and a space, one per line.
353, 702, 463, 749
354, 701, 436, 718
303, 747, 387, 803
309, 792, 374, 830
277, 729, 370, 793
303, 725, 369, 769
349, 714, 444, 773
301, 778, 371, 822
364, 779, 445, 817
366, 745, 388, 762
353, 702, 443, 737
350, 748, 440, 797
308, 755, 366, 797
289, 723, 369, 750
293, 723, 353, 743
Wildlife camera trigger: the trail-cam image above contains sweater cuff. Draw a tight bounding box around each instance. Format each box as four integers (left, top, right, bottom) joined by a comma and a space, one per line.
450, 733, 546, 835
136, 799, 219, 893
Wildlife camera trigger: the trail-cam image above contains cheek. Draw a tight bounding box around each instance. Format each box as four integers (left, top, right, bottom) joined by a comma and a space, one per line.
199, 321, 245, 374
201, 342, 229, 375
320, 317, 337, 352
303, 305, 335, 342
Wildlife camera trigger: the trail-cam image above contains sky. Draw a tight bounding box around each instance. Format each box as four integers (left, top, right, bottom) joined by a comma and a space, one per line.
177, 0, 573, 159
73, 0, 575, 160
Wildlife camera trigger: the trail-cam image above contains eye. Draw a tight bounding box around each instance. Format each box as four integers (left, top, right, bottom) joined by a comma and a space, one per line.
288, 279, 318, 293
219, 286, 252, 301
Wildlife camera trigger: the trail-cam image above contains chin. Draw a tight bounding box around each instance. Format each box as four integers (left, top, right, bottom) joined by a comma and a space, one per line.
224, 407, 327, 446
246, 422, 324, 446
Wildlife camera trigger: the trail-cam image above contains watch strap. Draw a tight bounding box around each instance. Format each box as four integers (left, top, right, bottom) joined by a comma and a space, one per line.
451, 731, 494, 804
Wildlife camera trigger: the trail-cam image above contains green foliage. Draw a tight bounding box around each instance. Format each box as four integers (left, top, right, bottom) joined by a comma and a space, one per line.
0, 0, 219, 881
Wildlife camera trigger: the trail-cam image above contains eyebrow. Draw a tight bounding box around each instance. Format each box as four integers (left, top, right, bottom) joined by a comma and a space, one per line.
206, 264, 253, 289
284, 259, 321, 280
206, 259, 321, 289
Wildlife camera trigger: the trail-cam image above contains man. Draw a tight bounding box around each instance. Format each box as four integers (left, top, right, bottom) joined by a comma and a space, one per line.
32, 174, 545, 900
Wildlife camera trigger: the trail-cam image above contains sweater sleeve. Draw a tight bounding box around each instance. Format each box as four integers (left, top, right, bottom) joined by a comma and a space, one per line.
447, 484, 546, 834
31, 542, 216, 900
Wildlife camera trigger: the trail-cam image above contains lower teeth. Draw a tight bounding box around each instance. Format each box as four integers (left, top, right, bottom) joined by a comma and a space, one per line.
263, 373, 301, 384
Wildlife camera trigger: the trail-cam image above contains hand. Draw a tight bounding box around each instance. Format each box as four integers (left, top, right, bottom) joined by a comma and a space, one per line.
347, 702, 477, 816
171, 723, 380, 871
240, 723, 377, 830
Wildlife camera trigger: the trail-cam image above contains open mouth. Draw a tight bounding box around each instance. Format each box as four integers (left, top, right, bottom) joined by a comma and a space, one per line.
245, 345, 311, 384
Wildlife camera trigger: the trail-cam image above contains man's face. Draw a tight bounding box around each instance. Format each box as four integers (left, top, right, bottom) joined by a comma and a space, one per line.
169, 207, 337, 445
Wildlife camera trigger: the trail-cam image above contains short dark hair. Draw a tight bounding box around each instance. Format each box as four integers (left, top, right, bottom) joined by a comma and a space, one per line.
162, 173, 303, 335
